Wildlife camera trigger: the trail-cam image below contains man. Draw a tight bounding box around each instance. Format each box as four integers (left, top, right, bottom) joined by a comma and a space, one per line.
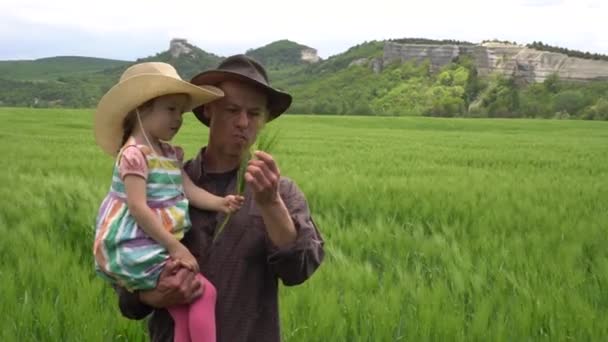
114, 55, 325, 342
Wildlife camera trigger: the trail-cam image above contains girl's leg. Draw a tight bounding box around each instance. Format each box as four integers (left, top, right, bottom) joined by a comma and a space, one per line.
189, 274, 217, 342
168, 305, 190, 342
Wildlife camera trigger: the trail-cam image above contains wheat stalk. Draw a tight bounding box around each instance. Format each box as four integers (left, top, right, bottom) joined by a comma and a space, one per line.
213, 127, 280, 242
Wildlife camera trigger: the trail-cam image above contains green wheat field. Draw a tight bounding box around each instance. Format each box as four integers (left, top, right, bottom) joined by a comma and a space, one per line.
1, 108, 607, 341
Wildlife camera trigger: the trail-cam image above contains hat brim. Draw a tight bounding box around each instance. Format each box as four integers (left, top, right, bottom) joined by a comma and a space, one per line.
190, 70, 292, 126
94, 74, 223, 156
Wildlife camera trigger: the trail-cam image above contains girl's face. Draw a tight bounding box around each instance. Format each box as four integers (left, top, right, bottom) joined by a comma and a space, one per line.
142, 94, 189, 142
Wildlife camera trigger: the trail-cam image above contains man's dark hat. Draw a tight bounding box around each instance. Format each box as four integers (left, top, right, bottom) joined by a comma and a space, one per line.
190, 54, 292, 126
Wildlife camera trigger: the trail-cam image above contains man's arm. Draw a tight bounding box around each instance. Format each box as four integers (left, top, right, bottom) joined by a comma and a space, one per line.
112, 285, 153, 320
245, 151, 325, 286
264, 179, 325, 286
112, 259, 203, 319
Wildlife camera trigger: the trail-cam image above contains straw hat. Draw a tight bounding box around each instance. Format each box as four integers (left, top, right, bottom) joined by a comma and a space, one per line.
190, 55, 292, 126
94, 62, 224, 155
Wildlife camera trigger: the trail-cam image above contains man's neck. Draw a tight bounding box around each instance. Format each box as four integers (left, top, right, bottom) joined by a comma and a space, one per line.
203, 144, 241, 173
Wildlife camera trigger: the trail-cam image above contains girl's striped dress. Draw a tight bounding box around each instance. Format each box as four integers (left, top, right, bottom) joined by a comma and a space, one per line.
94, 138, 191, 291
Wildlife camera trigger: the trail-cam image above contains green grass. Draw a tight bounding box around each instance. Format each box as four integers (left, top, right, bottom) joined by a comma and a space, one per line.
1, 108, 607, 341
0, 57, 130, 81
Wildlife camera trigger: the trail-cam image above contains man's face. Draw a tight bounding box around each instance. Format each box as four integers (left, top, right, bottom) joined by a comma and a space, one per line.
205, 80, 268, 159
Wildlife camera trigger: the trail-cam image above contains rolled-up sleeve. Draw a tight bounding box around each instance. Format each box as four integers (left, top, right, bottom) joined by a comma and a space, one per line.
267, 179, 325, 286
112, 285, 153, 320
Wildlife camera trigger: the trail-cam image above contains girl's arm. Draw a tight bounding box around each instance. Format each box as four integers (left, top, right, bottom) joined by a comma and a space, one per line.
124, 175, 198, 272
182, 171, 243, 212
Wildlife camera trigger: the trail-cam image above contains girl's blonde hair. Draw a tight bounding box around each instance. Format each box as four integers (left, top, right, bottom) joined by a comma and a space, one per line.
120, 93, 191, 148
121, 99, 155, 147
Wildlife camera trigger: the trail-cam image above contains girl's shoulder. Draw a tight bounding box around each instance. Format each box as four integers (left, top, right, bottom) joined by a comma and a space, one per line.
117, 143, 152, 161
119, 137, 153, 157
117, 144, 150, 180
135, 144, 154, 156
160, 142, 184, 163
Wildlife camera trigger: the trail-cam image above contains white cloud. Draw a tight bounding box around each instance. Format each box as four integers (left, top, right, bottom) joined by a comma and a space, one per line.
520, 0, 565, 7
0, 0, 606, 59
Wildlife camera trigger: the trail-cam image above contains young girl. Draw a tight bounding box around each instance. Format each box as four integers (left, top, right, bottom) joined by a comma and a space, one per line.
93, 62, 240, 342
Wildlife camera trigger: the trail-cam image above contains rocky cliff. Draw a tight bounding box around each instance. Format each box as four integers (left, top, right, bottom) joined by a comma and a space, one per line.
169, 38, 193, 58
382, 41, 608, 82
301, 47, 321, 63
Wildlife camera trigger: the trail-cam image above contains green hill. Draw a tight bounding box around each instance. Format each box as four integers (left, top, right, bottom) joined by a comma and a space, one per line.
136, 40, 223, 80
281, 51, 608, 120
0, 56, 130, 81
246, 40, 317, 69
269, 41, 384, 90
0, 40, 223, 108
1, 38, 607, 120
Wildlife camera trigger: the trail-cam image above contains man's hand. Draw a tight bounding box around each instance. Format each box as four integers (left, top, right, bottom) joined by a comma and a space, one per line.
139, 259, 203, 308
245, 150, 297, 247
167, 243, 200, 274
245, 151, 281, 207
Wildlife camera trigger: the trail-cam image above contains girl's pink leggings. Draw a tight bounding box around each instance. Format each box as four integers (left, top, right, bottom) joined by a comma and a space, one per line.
168, 274, 217, 342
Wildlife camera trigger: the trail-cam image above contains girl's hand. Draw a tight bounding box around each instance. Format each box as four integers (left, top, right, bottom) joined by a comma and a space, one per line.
168, 243, 199, 274
221, 195, 245, 214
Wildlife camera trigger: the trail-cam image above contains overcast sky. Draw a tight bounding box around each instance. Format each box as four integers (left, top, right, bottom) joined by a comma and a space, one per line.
1, 0, 606, 61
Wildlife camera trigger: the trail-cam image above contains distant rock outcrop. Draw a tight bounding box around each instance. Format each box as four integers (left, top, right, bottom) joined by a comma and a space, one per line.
169, 38, 193, 58
383, 41, 608, 82
301, 48, 320, 63
246, 40, 321, 68
384, 43, 459, 71
348, 58, 368, 67
137, 39, 222, 79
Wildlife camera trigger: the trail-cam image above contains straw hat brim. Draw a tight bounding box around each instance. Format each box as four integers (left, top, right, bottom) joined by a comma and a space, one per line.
94, 74, 223, 156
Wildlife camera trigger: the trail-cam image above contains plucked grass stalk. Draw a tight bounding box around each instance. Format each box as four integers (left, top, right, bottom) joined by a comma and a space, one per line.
213, 128, 280, 242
